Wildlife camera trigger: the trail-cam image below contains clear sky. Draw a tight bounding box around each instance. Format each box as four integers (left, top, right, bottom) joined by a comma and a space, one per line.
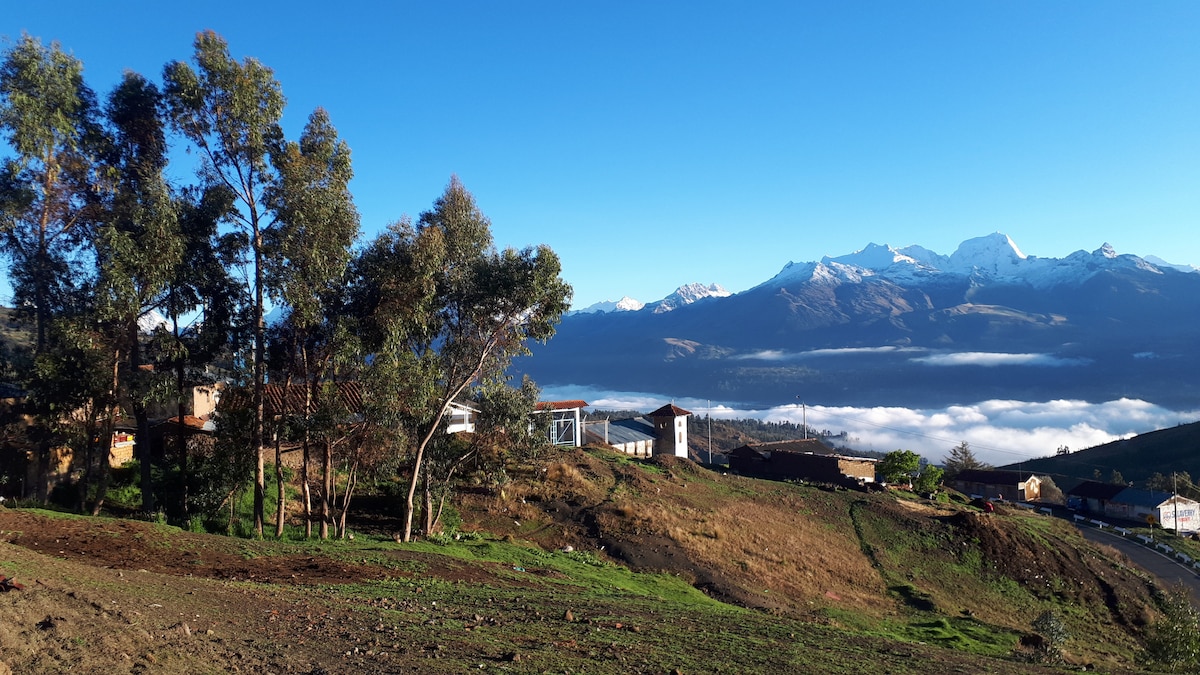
5, 1, 1199, 309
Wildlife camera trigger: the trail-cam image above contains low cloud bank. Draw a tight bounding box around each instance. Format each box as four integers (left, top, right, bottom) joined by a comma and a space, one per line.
729, 348, 1091, 368
912, 352, 1091, 367
541, 385, 1200, 466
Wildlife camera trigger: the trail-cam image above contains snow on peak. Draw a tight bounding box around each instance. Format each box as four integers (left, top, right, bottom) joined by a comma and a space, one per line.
1095, 243, 1117, 259
948, 233, 1026, 275
137, 309, 171, 334
1145, 255, 1200, 274
824, 242, 919, 270
648, 283, 731, 313
572, 296, 645, 315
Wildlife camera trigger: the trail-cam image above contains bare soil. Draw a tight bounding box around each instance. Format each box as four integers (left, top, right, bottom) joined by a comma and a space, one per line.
0, 451, 1166, 673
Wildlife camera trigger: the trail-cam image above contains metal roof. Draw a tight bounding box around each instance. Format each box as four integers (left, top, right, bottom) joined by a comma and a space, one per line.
595, 417, 656, 445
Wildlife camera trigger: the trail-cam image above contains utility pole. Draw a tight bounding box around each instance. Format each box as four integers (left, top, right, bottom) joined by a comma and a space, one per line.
1174, 472, 1179, 534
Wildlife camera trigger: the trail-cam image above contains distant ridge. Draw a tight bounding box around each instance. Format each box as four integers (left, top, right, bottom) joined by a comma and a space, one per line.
520, 233, 1200, 410
1005, 420, 1200, 489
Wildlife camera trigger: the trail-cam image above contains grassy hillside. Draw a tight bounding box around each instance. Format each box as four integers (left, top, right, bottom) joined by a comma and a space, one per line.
1006, 421, 1200, 488
0, 447, 1178, 673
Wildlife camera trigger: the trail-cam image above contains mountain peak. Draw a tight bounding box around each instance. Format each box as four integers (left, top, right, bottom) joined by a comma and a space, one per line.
647, 283, 731, 313
824, 243, 919, 270
572, 296, 646, 315
1095, 243, 1118, 259
949, 233, 1025, 270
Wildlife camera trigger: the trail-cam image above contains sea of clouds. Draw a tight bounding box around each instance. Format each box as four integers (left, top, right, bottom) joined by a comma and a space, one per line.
540, 385, 1200, 466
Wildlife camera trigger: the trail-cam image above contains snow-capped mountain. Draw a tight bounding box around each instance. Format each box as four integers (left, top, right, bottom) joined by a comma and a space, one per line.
572, 284, 730, 315
137, 309, 171, 334
760, 233, 1185, 291
1145, 255, 1200, 274
519, 233, 1200, 410
644, 283, 730, 314
571, 296, 645, 315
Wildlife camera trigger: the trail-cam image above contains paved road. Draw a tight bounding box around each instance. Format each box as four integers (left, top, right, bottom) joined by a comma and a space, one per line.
1074, 523, 1200, 602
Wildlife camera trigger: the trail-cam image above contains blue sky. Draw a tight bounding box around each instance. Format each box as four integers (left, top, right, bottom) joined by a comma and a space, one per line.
5, 1, 1199, 309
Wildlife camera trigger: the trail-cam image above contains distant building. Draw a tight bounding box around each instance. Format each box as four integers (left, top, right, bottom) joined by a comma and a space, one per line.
535, 400, 588, 447
1157, 494, 1200, 534
1067, 480, 1195, 530
728, 439, 877, 483
648, 404, 691, 458
583, 403, 692, 459
950, 469, 1042, 502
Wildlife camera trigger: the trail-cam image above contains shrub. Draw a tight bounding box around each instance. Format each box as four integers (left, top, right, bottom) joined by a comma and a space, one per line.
1144, 587, 1200, 672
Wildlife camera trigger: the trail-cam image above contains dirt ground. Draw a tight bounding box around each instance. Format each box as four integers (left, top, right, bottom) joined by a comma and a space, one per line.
0, 454, 1167, 673
0, 509, 551, 674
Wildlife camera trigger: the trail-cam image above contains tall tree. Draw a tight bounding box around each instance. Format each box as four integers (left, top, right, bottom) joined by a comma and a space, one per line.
879, 449, 922, 485
351, 177, 571, 541
941, 441, 989, 481
163, 31, 285, 536
0, 35, 104, 500
162, 184, 245, 520
93, 71, 183, 513
264, 107, 359, 538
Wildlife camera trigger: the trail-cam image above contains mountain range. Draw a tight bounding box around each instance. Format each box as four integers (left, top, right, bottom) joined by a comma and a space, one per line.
518, 233, 1200, 409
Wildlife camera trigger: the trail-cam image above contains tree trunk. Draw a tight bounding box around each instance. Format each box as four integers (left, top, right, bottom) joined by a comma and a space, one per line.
252, 226, 266, 538
172, 292, 189, 521
337, 456, 358, 539
302, 440, 312, 539
320, 439, 332, 539
422, 460, 433, 535
274, 422, 285, 538
129, 323, 154, 516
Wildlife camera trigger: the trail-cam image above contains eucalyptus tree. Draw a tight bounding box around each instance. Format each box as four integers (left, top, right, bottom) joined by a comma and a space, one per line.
351, 177, 572, 541
92, 71, 184, 513
0, 35, 105, 499
0, 34, 104, 353
162, 184, 246, 519
264, 107, 359, 538
163, 30, 285, 535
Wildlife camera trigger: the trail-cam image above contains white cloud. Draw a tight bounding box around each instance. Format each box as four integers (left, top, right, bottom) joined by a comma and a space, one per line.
733, 346, 925, 361
540, 385, 1200, 467
912, 352, 1091, 367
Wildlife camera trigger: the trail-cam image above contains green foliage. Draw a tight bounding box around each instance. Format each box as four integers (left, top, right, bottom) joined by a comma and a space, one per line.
1144, 587, 1200, 672
0, 34, 103, 352
912, 464, 944, 495
942, 441, 989, 481
1038, 475, 1065, 504
349, 177, 572, 540
879, 450, 922, 484
1029, 610, 1068, 663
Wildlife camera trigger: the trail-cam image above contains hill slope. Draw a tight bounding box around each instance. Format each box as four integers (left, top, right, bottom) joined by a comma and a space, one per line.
1009, 420, 1200, 488
1, 447, 1175, 673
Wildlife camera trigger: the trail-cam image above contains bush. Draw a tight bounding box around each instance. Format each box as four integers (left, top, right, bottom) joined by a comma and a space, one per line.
1030, 610, 1068, 663
1144, 587, 1200, 672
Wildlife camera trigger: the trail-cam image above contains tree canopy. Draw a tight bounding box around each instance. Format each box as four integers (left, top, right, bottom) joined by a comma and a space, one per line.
0, 32, 573, 542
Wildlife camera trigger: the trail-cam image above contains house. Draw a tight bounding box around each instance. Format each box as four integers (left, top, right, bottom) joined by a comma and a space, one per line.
1067, 480, 1130, 514
728, 439, 877, 484
444, 401, 479, 434
585, 417, 656, 457
535, 400, 588, 447
648, 404, 691, 458
582, 403, 692, 459
1157, 494, 1200, 534
950, 469, 1042, 502
1066, 481, 1184, 526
